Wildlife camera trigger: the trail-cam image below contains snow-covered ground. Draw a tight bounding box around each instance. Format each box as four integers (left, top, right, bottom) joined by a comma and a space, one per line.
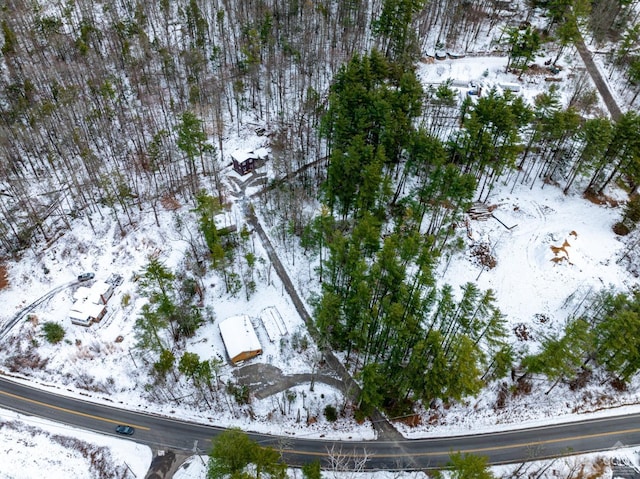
392, 178, 636, 439
416, 50, 608, 113
0, 51, 639, 478
0, 408, 151, 479
446, 182, 628, 348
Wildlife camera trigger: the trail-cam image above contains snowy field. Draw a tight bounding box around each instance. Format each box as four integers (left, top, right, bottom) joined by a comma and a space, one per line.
393, 177, 636, 439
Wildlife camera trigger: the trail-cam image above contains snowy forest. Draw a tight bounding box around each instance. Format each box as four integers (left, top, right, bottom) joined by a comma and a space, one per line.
3, 0, 640, 454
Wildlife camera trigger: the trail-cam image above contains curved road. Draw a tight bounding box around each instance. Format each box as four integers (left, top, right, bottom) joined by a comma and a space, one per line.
1, 375, 640, 471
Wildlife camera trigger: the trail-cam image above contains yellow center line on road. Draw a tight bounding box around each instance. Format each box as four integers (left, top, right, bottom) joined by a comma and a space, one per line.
428, 426, 640, 456
282, 426, 640, 459
0, 389, 150, 431
4, 385, 640, 459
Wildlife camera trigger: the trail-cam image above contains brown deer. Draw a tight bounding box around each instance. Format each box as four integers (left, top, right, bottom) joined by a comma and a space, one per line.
550, 256, 572, 265
550, 239, 571, 263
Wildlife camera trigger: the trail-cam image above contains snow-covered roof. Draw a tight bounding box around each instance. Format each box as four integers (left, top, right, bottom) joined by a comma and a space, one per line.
499, 82, 521, 92
231, 147, 270, 162
73, 286, 92, 302
73, 281, 113, 305
259, 306, 287, 342
230, 149, 258, 162
91, 281, 112, 296
69, 301, 105, 320
218, 315, 262, 362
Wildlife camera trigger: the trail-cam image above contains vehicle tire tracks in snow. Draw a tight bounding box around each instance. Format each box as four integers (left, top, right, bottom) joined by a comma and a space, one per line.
524, 200, 547, 273
0, 281, 76, 340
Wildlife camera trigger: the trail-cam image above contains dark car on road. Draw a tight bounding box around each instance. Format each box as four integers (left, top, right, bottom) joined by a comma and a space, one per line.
115, 425, 134, 435
77, 272, 95, 282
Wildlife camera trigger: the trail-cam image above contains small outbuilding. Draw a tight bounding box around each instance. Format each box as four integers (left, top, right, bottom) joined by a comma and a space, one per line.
219, 315, 263, 365
259, 306, 288, 342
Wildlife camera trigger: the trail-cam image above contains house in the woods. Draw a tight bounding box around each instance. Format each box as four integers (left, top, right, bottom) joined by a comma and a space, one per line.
231, 147, 269, 175
74, 281, 114, 305
70, 280, 114, 326
219, 315, 263, 364
69, 301, 106, 327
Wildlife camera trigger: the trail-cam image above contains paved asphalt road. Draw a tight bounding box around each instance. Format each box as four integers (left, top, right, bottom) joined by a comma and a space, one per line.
2, 376, 640, 471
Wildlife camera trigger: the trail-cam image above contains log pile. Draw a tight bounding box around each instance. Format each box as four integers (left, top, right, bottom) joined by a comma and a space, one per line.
467, 203, 497, 220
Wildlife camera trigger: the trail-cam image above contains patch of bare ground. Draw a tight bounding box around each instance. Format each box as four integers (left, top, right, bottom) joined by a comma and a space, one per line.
583, 190, 620, 208
513, 377, 533, 396
426, 410, 442, 426
160, 195, 181, 211
572, 391, 615, 413
610, 377, 628, 392
513, 323, 531, 341
6, 348, 49, 372
494, 382, 509, 410
569, 368, 592, 390
396, 413, 422, 428
0, 263, 8, 290
590, 458, 608, 478
527, 63, 547, 75
613, 222, 630, 235
470, 242, 497, 268
533, 313, 551, 324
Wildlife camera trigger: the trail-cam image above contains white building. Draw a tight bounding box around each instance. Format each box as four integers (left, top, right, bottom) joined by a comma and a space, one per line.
69, 280, 114, 326
69, 301, 106, 327
73, 281, 113, 305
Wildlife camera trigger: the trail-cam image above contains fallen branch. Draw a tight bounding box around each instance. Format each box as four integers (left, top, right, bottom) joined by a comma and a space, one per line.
492, 214, 518, 230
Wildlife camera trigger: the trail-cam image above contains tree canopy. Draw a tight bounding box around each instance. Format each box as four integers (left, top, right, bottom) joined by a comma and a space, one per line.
208, 429, 286, 479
